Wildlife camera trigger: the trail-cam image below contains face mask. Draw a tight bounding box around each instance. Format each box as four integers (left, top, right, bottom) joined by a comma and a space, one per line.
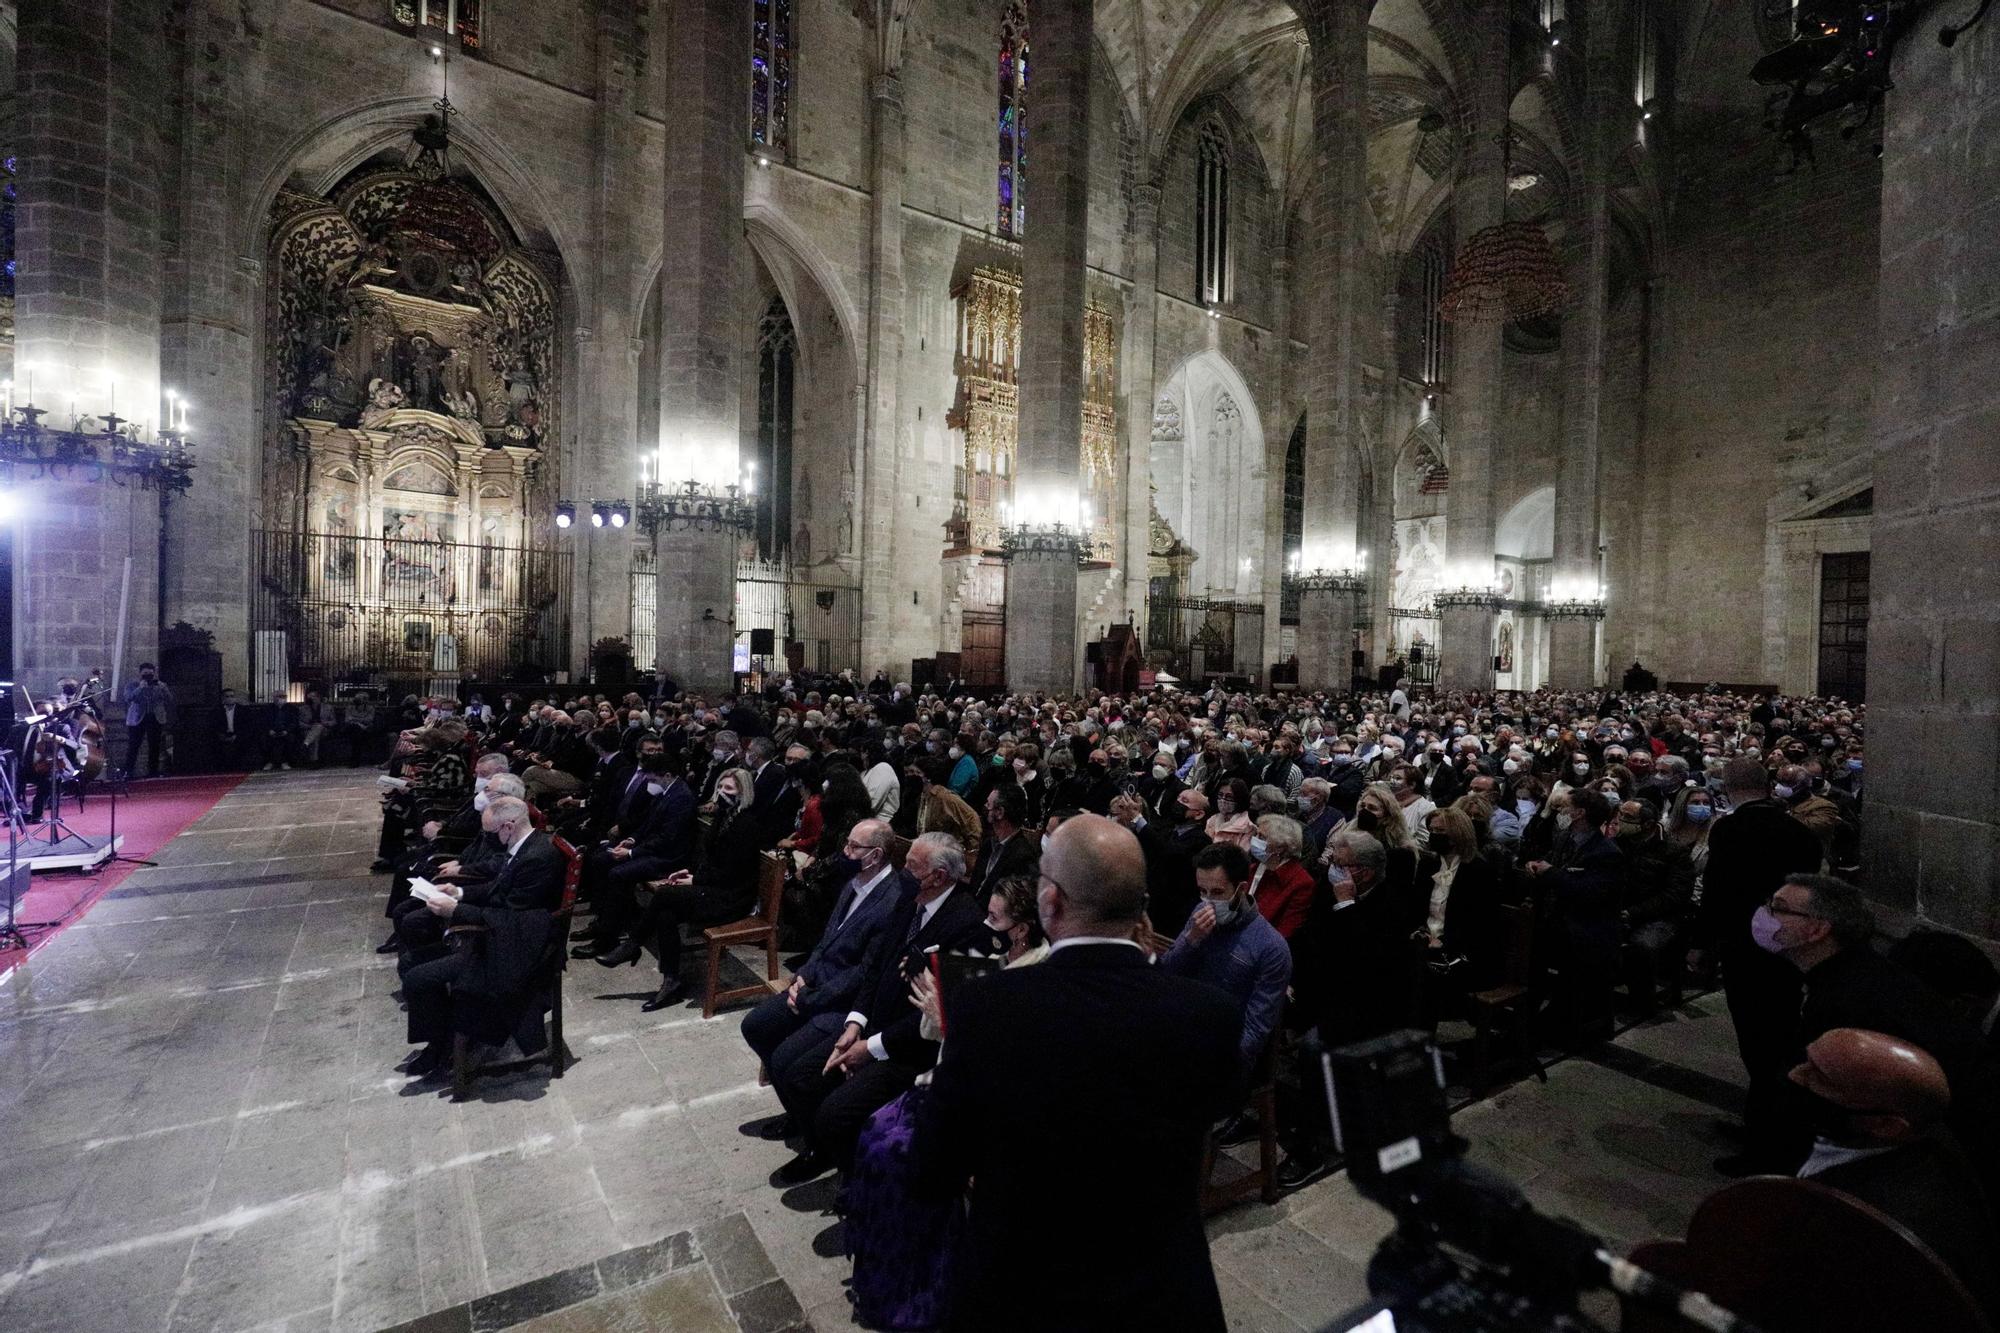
1685, 804, 1713, 823
1331, 753, 1353, 767
1207, 897, 1240, 928
948, 746, 963, 760
646, 782, 664, 797
712, 747, 731, 763
1451, 726, 1466, 737
1545, 728, 1559, 740
1502, 758, 1520, 775
1152, 764, 1170, 782
1845, 758, 1863, 772
473, 793, 490, 812
1217, 799, 1236, 815
1773, 783, 1796, 801
717, 790, 739, 808
1327, 865, 1352, 893
1249, 836, 1270, 863
1516, 799, 1537, 821
1750, 905, 1790, 954
1356, 808, 1380, 832
1615, 820, 1644, 840
474, 775, 489, 792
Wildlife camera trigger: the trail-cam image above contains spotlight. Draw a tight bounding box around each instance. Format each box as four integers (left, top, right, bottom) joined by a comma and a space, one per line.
1641, 97, 1662, 121
1548, 18, 1567, 46
609, 504, 630, 529
590, 501, 609, 528
554, 501, 576, 529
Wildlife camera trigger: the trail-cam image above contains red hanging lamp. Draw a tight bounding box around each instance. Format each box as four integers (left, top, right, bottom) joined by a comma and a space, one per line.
1438, 219, 1568, 324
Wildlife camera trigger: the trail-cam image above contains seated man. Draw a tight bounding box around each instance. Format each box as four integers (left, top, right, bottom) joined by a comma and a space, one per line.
1158, 842, 1292, 1073
260, 692, 299, 771
770, 832, 984, 1184
215, 688, 253, 772
741, 819, 908, 1139
575, 752, 695, 958
400, 795, 566, 1080
380, 751, 511, 949
387, 771, 526, 964
1792, 1027, 2000, 1323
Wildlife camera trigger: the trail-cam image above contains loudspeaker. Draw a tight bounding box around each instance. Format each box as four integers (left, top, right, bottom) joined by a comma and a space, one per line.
1409, 645, 1425, 665
749, 628, 775, 655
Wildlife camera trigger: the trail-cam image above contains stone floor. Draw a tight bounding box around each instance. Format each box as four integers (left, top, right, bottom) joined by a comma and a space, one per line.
0, 770, 1752, 1332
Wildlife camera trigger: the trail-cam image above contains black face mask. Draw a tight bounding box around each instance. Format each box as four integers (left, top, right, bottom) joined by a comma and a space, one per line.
1356, 809, 1380, 832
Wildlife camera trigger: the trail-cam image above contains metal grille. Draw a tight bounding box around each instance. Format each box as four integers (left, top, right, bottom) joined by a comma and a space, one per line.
630, 548, 658, 672
251, 529, 570, 684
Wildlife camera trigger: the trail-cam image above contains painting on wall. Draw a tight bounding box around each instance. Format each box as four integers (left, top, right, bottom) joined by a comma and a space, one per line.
1392, 517, 1446, 610
1497, 619, 1515, 674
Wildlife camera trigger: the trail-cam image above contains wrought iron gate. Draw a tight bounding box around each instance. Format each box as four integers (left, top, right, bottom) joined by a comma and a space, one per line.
251, 529, 570, 684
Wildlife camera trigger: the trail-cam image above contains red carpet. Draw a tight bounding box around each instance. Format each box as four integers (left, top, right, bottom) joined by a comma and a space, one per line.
0, 773, 245, 974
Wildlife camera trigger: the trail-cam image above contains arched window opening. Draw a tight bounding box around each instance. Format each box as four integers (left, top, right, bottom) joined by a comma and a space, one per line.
998, 0, 1030, 239
751, 0, 795, 157
754, 295, 797, 561
391, 0, 482, 50
1196, 121, 1231, 305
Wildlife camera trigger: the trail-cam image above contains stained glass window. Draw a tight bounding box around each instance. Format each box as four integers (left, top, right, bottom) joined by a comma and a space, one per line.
751, 0, 795, 157
998, 0, 1029, 238
392, 0, 480, 51
1196, 122, 1230, 305
754, 295, 797, 561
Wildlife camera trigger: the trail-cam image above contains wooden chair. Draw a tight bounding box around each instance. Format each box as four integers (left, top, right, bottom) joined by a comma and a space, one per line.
1624, 1176, 1995, 1333
1465, 901, 1545, 1095
887, 834, 912, 871
1199, 1028, 1282, 1214
700, 850, 789, 1019
450, 835, 582, 1100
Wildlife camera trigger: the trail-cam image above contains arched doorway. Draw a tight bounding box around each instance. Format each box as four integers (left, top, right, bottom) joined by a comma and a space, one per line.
1494, 485, 1555, 691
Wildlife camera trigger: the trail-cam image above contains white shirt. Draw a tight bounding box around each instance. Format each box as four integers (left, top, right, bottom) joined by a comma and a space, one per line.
839, 862, 895, 929
1798, 1139, 1897, 1179
863, 761, 901, 819
1049, 935, 1146, 955
505, 826, 534, 858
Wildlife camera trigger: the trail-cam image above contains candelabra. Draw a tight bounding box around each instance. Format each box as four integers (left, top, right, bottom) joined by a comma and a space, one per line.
1542, 597, 1607, 621
1294, 569, 1367, 595
1433, 586, 1506, 612
635, 479, 754, 536
1000, 521, 1089, 564
0, 402, 195, 493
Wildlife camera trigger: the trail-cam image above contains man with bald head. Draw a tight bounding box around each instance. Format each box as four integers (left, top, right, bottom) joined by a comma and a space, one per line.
915, 813, 1242, 1331
1792, 1028, 2000, 1319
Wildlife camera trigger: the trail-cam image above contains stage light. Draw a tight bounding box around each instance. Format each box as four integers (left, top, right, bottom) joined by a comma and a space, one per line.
1548, 19, 1567, 46
0, 492, 17, 523
554, 501, 576, 529
609, 504, 629, 529
590, 502, 607, 528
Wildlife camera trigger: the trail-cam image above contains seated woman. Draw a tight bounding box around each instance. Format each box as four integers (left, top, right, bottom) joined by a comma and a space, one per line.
842, 876, 1047, 1331
1204, 777, 1255, 851
597, 765, 761, 1011
1247, 815, 1314, 941
1406, 805, 1501, 1026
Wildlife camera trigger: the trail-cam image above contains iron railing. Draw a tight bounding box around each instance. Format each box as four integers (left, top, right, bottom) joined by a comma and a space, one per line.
251, 529, 570, 684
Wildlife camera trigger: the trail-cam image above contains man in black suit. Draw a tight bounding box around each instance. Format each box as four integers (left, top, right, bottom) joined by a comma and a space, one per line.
1791, 1027, 2000, 1323
215, 688, 252, 772
914, 814, 1242, 1332
771, 831, 983, 1183
742, 819, 908, 1138
580, 756, 698, 959
1692, 758, 1826, 1173
401, 796, 567, 1080
746, 736, 799, 848
972, 785, 1038, 894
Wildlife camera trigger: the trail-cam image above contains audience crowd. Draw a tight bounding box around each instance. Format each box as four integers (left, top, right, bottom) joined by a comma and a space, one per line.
356, 671, 2000, 1329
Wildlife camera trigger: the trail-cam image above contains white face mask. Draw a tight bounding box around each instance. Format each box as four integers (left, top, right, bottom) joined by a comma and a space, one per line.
473, 793, 490, 812
646, 782, 664, 797
474, 775, 489, 792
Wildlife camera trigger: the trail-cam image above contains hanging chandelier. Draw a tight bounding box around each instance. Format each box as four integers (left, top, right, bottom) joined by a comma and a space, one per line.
1438, 220, 1568, 325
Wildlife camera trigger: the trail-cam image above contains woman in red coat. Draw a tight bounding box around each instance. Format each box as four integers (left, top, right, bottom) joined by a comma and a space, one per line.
1248, 815, 1316, 940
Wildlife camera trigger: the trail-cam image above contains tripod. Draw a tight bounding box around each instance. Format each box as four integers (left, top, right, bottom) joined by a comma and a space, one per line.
0, 751, 34, 952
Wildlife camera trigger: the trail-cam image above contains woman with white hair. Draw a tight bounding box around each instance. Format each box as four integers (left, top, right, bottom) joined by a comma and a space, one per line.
1248, 814, 1313, 940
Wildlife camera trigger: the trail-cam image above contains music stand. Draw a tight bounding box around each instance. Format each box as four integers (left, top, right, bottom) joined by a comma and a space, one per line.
17, 686, 91, 851
0, 751, 29, 952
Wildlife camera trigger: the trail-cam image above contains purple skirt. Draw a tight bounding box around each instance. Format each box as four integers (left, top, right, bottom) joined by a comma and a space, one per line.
842, 1087, 963, 1331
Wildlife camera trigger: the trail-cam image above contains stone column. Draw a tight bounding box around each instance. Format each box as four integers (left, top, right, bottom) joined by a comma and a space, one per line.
160, 0, 253, 688
1121, 180, 1162, 639
652, 0, 749, 695
859, 45, 910, 679
1296, 0, 1370, 692
1547, 3, 1617, 689
1863, 18, 2000, 929
1438, 0, 1508, 691
1003, 0, 1093, 695
14, 0, 165, 685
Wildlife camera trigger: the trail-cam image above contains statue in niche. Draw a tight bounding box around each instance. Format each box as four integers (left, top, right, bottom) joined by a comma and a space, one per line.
451, 259, 493, 313
408, 336, 443, 411
502, 352, 537, 413
441, 347, 480, 421
361, 377, 406, 428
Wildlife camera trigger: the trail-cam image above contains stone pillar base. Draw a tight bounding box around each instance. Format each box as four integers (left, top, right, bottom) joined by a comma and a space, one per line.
1438, 602, 1499, 692
1546, 617, 1601, 690
1296, 579, 1361, 692
655, 524, 738, 696
1003, 531, 1080, 696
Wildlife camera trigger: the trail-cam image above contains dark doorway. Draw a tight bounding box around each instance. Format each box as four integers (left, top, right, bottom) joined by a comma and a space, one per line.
1816, 551, 1869, 701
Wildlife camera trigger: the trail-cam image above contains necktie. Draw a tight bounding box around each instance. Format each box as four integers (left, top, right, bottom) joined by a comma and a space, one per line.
829, 880, 859, 933
904, 902, 925, 944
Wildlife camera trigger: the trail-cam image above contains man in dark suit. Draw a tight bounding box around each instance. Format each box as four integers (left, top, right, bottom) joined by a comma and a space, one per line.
746, 736, 799, 848
771, 831, 983, 1183
401, 796, 566, 1080
913, 813, 1242, 1332
972, 785, 1038, 893
215, 688, 252, 772
578, 756, 696, 958
1792, 1027, 2000, 1323
741, 819, 907, 1138
1692, 758, 1826, 1173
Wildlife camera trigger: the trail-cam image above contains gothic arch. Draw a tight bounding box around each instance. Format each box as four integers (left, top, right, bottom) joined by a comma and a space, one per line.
1151, 349, 1269, 599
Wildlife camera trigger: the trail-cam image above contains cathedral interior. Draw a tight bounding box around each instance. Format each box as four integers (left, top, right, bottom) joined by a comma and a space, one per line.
0, 0, 1995, 1330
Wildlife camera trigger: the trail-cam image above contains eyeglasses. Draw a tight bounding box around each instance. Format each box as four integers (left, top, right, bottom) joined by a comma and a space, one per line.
1765, 899, 1818, 920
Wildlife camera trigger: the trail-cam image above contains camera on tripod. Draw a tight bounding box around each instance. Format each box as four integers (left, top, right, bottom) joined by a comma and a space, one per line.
1318, 1031, 1765, 1333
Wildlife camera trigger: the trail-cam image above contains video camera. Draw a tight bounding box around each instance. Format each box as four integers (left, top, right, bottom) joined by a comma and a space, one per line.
1318, 1031, 1766, 1333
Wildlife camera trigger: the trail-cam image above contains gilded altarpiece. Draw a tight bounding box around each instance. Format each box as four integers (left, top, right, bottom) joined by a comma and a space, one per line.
259, 169, 567, 680
946, 268, 1120, 563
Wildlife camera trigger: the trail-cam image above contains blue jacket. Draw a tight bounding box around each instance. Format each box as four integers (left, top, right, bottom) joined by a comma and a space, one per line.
1159, 908, 1293, 1069
947, 753, 980, 799
795, 867, 912, 1016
